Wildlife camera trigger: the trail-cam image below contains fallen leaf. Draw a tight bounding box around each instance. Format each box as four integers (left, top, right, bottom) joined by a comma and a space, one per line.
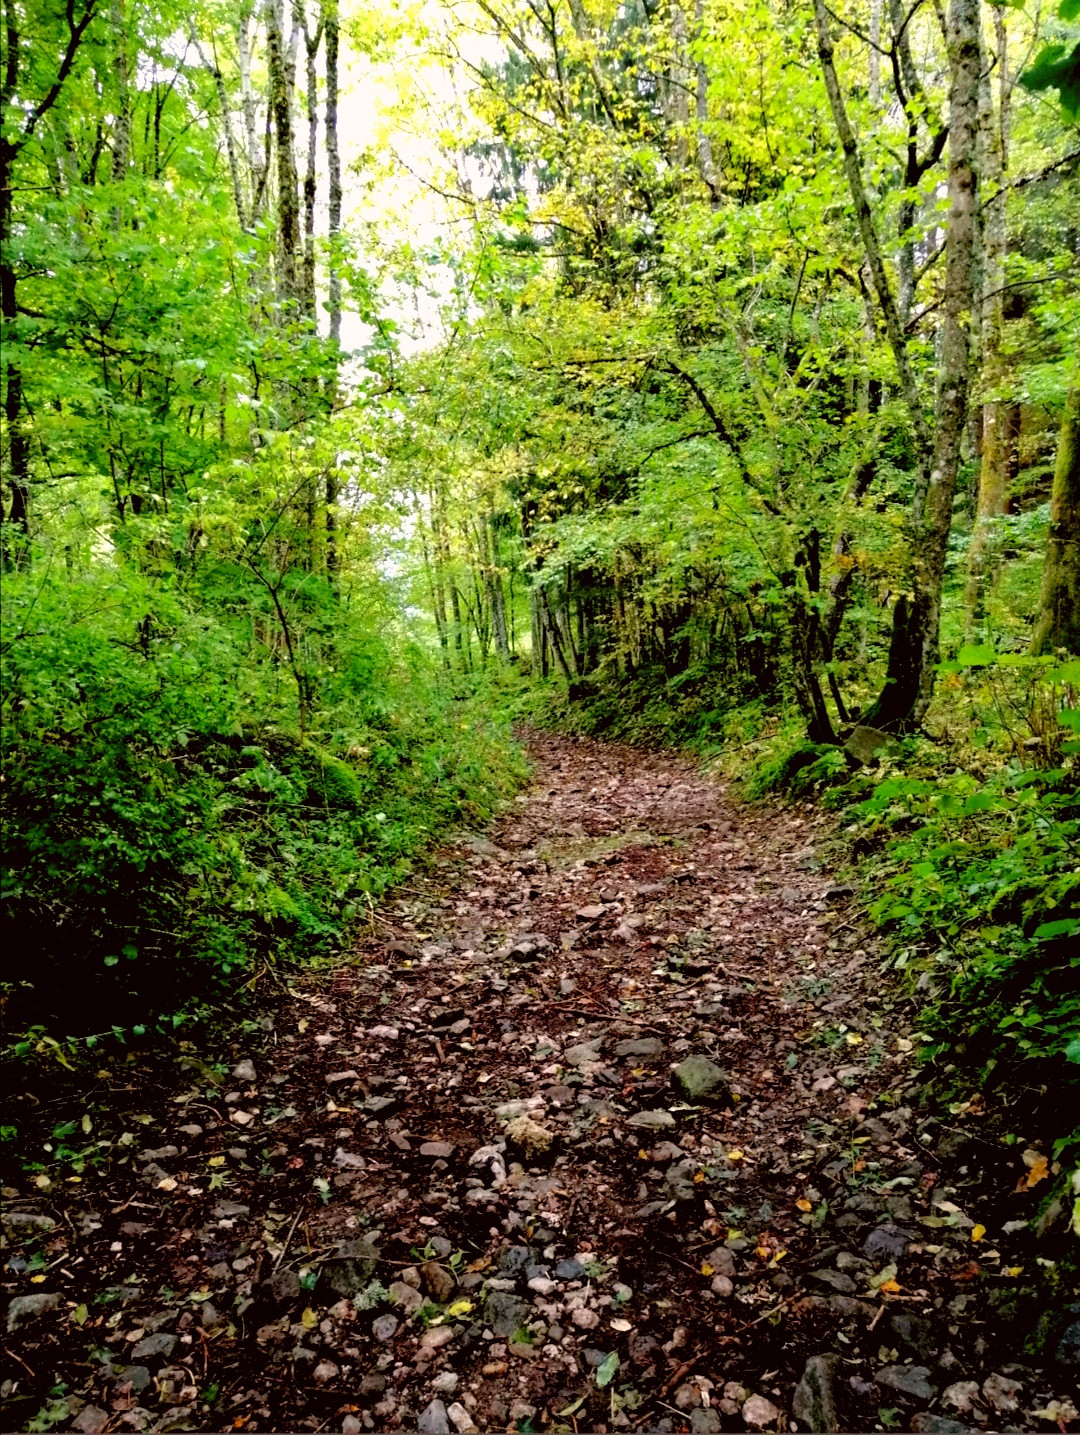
879, 1278, 901, 1293
1019, 1149, 1049, 1189
72, 1304, 89, 1325
727, 1149, 745, 1161
157, 1177, 177, 1192
971, 1224, 986, 1242
301, 1307, 318, 1329
795, 1198, 812, 1212
610, 1318, 632, 1332
845, 1032, 863, 1046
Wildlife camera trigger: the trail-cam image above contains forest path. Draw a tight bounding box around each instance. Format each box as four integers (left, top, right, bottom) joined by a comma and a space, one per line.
5, 733, 1059, 1434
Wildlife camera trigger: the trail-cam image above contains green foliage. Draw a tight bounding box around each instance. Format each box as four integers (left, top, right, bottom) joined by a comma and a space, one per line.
1, 562, 526, 1042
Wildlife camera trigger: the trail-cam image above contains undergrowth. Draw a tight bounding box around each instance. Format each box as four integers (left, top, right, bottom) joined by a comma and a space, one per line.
1, 566, 528, 1056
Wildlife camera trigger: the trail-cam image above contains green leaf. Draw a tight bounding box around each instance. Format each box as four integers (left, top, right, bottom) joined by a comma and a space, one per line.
1033, 919, 1079, 940
956, 644, 996, 667
1059, 0, 1080, 21
596, 1351, 620, 1388
1019, 41, 1080, 121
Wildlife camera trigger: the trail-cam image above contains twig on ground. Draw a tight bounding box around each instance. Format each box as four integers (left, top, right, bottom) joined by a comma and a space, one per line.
272, 1203, 307, 1272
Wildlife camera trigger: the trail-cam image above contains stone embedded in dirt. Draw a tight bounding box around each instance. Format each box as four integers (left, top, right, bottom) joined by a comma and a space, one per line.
672, 1055, 730, 1104
233, 1058, 256, 1082
72, 1405, 109, 1434
504, 1115, 553, 1157
565, 1037, 606, 1066
266, 1267, 301, 1305
372, 1314, 399, 1342
6, 1291, 61, 1331
844, 724, 897, 766
910, 1420, 974, 1434
320, 1235, 381, 1298
823, 884, 854, 900
419, 1325, 457, 1354
421, 1261, 456, 1303
615, 1037, 664, 1058
364, 1095, 397, 1115
571, 1306, 599, 1329
981, 1374, 1021, 1411
367, 1024, 399, 1040
664, 1158, 702, 1201
419, 1140, 455, 1159
212, 1200, 250, 1219
446, 1401, 478, 1433
875, 1365, 937, 1401
628, 1109, 676, 1129
711, 1274, 734, 1297
483, 1290, 532, 1337
811, 1268, 856, 1293
429, 1007, 466, 1030
138, 1145, 179, 1161
576, 904, 607, 919
555, 1258, 584, 1279
333, 1147, 365, 1169
864, 1224, 915, 1263
742, 1394, 782, 1428
691, 1411, 723, 1433
389, 1280, 424, 1314
3, 1211, 55, 1233
942, 1381, 980, 1414
705, 1247, 736, 1278
326, 1069, 359, 1084
792, 1354, 839, 1432
313, 1359, 339, 1384
131, 1331, 176, 1362
1057, 1319, 1080, 1368
495, 1099, 542, 1121
418, 1398, 451, 1435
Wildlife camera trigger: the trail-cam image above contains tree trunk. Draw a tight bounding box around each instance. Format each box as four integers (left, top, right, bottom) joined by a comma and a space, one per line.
323, 0, 341, 346
964, 4, 1012, 635
866, 0, 981, 728
265, 0, 300, 307
301, 7, 320, 320
1031, 379, 1080, 656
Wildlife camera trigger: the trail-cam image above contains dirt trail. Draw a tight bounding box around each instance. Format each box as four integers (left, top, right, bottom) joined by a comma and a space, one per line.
2, 733, 1074, 1434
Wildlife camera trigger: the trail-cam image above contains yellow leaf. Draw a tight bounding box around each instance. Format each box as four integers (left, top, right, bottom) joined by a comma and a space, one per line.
72, 1304, 89, 1325
727, 1149, 744, 1161
81, 1114, 93, 1135
1007, 1266, 1023, 1276
879, 1278, 901, 1293
638, 1149, 649, 1160
693, 1170, 705, 1183
208, 1155, 226, 1167
773, 1249, 788, 1261
30, 1274, 46, 1284
1022, 1151, 1049, 1188
971, 1224, 986, 1242
298, 1019, 308, 1033
795, 1198, 812, 1212
701, 1262, 714, 1276
845, 1033, 863, 1046
445, 1299, 473, 1318
755, 1245, 771, 1261
301, 1307, 318, 1329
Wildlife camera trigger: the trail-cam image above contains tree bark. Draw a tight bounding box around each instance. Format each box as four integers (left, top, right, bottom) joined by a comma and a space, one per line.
323, 0, 341, 346
265, 0, 300, 307
1031, 379, 1080, 657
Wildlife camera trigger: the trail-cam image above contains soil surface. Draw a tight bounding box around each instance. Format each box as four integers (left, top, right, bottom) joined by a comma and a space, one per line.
3, 733, 1076, 1434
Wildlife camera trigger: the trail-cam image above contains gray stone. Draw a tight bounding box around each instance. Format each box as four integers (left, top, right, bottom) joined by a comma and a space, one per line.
793, 1355, 839, 1432
320, 1236, 381, 1297
72, 1405, 110, 1434
389, 1281, 425, 1314
911, 1420, 973, 1434
627, 1109, 676, 1129
420, 1141, 455, 1159
138, 1145, 179, 1162
266, 1267, 301, 1305
555, 1259, 584, 1280
483, 1290, 532, 1337
705, 1247, 736, 1278
6, 1292, 61, 1331
690, 1411, 722, 1433
672, 1055, 730, 1105
2, 1211, 55, 1233
864, 1224, 914, 1264
875, 1365, 937, 1401
565, 1038, 605, 1066
844, 724, 898, 766
372, 1314, 399, 1341
811, 1269, 855, 1293
418, 1399, 451, 1435
131, 1332, 176, 1362
663, 1159, 702, 1201
117, 1366, 151, 1394
615, 1038, 664, 1058
1056, 1320, 1080, 1368
233, 1059, 256, 1082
